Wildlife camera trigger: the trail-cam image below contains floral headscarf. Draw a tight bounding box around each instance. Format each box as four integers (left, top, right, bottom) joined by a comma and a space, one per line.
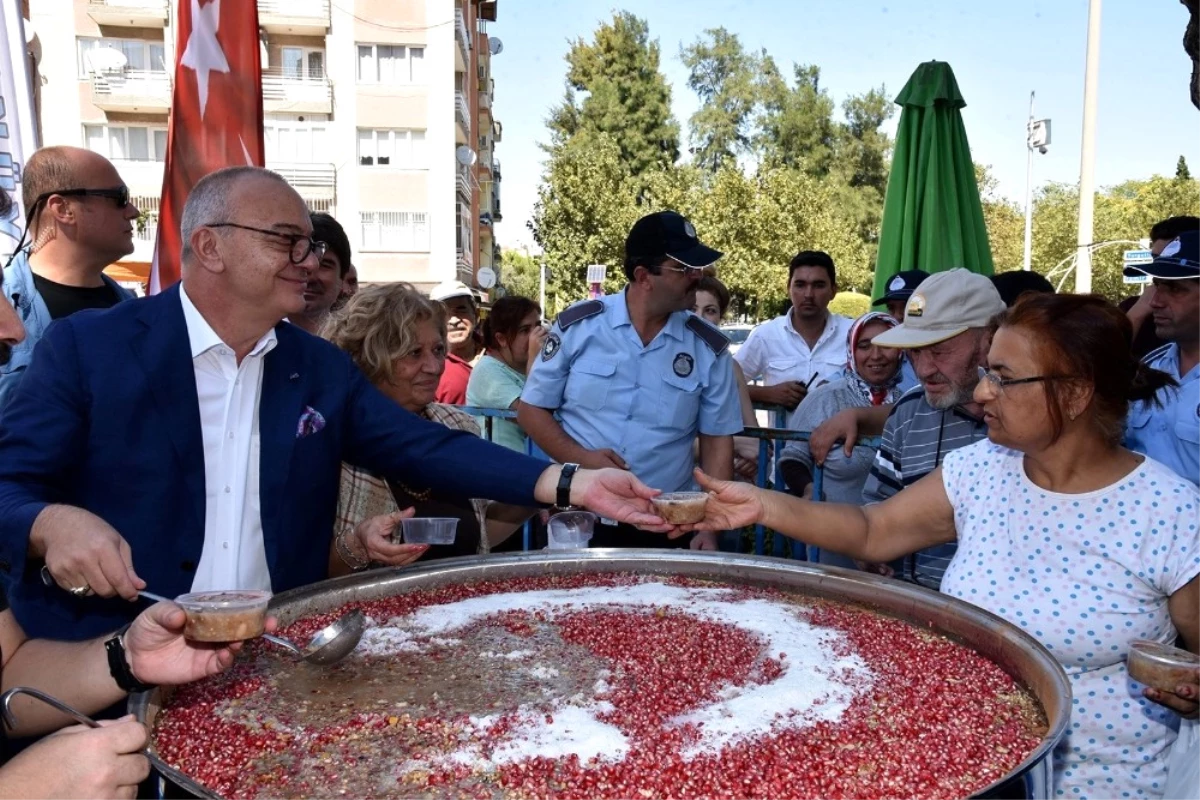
846, 311, 903, 406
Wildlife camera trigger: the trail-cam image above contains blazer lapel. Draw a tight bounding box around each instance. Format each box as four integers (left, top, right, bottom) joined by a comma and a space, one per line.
130, 286, 206, 530
258, 325, 305, 578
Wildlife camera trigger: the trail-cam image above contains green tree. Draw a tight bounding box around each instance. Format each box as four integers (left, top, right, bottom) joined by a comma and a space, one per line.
1030, 174, 1200, 300
754, 60, 837, 175
529, 134, 641, 315
547, 12, 679, 177
1177, 155, 1192, 180
976, 163, 1026, 274
679, 28, 760, 172
498, 248, 541, 304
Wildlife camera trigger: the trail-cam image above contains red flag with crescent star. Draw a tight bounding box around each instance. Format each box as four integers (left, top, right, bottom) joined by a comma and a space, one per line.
149, 0, 263, 293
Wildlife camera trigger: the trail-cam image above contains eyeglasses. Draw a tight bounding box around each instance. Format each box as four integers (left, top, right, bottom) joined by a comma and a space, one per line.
206, 222, 328, 264
976, 366, 1075, 394
33, 185, 131, 210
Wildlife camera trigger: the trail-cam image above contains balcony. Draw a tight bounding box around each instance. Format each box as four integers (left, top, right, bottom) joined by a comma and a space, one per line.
91, 70, 171, 113
86, 0, 168, 27
454, 91, 471, 144
262, 67, 332, 114
267, 161, 337, 202
454, 8, 471, 73
455, 163, 471, 200
258, 0, 330, 35
478, 90, 491, 117
111, 160, 165, 197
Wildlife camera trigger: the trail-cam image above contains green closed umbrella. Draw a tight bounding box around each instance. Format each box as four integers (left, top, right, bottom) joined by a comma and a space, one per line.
871, 61, 994, 303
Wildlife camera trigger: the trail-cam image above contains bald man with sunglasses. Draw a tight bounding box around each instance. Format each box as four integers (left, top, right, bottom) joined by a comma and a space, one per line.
0, 146, 141, 420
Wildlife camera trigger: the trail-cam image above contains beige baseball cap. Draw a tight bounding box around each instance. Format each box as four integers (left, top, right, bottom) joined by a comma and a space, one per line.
871, 268, 1005, 349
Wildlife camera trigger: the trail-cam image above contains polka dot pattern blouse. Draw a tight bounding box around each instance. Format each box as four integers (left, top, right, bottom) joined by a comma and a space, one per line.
940, 440, 1200, 799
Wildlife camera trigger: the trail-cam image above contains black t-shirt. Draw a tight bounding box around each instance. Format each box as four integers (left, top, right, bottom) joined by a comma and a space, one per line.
31, 273, 122, 320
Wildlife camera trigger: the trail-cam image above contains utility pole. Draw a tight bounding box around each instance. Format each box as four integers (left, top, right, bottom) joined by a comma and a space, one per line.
1023, 93, 1051, 272
1075, 0, 1102, 293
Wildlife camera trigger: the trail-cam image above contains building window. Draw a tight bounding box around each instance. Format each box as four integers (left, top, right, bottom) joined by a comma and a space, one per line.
356, 44, 426, 84
356, 129, 427, 168
78, 37, 166, 77
279, 47, 325, 80
83, 124, 168, 161
359, 211, 429, 252
264, 115, 330, 163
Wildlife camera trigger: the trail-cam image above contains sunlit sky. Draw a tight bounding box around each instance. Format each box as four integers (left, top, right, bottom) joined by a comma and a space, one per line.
490, 0, 1200, 251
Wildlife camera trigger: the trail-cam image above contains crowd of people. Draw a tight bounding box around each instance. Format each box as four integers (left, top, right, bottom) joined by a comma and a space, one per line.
0, 145, 1194, 799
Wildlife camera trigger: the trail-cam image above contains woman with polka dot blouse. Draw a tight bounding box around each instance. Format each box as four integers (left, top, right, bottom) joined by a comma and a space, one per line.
686, 293, 1199, 799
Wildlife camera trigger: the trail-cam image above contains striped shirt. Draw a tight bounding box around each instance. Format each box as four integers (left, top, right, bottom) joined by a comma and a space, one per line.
861, 386, 988, 590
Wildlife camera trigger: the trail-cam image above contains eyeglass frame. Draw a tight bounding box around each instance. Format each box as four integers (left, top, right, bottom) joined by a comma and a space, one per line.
205, 222, 328, 265
976, 366, 1077, 393
32, 185, 132, 211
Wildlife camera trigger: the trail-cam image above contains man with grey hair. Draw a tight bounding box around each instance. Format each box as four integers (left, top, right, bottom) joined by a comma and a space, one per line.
858, 268, 1004, 589
0, 146, 140, 421
0, 165, 667, 643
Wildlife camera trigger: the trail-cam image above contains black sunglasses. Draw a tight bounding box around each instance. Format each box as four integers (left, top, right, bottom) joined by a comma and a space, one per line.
2, 185, 133, 271
32, 185, 131, 210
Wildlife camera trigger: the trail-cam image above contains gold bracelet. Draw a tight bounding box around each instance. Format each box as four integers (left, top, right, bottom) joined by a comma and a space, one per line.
335, 526, 370, 571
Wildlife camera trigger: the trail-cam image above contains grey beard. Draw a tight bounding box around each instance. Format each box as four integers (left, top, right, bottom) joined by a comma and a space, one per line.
925, 383, 973, 410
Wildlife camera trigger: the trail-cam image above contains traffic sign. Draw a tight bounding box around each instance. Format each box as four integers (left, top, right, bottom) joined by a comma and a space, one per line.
1122, 249, 1153, 285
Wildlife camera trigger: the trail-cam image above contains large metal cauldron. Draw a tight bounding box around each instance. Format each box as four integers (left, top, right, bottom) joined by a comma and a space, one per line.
132, 550, 1071, 799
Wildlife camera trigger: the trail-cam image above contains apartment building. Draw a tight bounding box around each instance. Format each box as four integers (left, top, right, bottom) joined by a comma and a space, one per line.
25, 0, 502, 296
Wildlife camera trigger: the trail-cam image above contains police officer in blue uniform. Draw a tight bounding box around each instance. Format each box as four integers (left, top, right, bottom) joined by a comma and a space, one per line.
1124, 229, 1200, 486
518, 211, 743, 549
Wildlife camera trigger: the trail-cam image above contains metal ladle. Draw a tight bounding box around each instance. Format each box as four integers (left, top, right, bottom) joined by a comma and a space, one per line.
40, 567, 366, 665
0, 686, 172, 773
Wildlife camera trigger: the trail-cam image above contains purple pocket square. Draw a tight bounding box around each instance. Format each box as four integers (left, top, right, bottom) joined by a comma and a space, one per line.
297, 406, 326, 439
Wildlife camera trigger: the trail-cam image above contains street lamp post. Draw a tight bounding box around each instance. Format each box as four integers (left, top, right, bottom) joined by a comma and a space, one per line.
1075, 0, 1103, 293
1023, 92, 1051, 272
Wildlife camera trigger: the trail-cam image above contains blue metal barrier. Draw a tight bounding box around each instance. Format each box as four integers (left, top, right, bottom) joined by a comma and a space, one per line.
456, 404, 881, 560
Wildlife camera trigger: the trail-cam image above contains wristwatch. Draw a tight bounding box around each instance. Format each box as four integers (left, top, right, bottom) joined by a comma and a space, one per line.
556, 463, 580, 509
105, 623, 157, 694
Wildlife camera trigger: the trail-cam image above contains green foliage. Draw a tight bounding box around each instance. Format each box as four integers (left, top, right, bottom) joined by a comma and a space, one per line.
679, 28, 760, 172
497, 248, 541, 304
1029, 173, 1200, 300
976, 163, 1026, 273
547, 11, 679, 178
828, 291, 872, 318
1177, 155, 1192, 181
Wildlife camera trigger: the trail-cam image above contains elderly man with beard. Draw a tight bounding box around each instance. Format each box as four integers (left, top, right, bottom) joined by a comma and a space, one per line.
859, 269, 1005, 590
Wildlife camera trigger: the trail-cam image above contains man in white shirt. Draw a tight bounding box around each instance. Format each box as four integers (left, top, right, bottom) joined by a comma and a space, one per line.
734, 251, 853, 411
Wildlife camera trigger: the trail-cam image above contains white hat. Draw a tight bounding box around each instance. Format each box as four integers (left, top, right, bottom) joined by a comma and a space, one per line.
430, 280, 475, 304
872, 268, 1005, 349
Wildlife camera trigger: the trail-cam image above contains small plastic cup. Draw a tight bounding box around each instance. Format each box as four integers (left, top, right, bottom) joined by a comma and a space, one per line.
547, 511, 596, 549
400, 517, 459, 545
1127, 639, 1200, 692
175, 590, 271, 642
651, 492, 709, 524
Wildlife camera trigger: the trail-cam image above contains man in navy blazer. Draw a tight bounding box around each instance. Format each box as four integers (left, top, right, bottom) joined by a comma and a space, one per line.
0, 167, 664, 642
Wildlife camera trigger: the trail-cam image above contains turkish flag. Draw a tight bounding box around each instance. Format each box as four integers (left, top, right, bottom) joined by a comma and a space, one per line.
150, 0, 263, 293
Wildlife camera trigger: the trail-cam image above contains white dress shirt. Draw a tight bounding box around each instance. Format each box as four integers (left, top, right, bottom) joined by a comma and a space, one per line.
180, 286, 277, 592
734, 311, 853, 387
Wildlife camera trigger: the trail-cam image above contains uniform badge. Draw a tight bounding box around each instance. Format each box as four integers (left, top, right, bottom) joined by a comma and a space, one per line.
672, 352, 694, 377
1162, 237, 1182, 258
906, 293, 926, 318
683, 219, 697, 238
888, 275, 906, 292
541, 333, 562, 362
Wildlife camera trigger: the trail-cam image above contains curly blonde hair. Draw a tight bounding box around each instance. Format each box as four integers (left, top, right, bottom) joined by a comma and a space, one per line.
321, 282, 447, 387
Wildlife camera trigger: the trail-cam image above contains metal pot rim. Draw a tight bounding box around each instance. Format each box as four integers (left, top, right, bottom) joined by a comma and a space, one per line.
133, 549, 1071, 799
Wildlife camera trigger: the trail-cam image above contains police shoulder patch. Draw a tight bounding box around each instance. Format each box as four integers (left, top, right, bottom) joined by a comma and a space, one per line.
555, 299, 604, 330
685, 315, 730, 355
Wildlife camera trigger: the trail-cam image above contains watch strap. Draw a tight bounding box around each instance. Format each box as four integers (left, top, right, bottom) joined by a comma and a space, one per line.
105, 623, 157, 694
556, 463, 580, 509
